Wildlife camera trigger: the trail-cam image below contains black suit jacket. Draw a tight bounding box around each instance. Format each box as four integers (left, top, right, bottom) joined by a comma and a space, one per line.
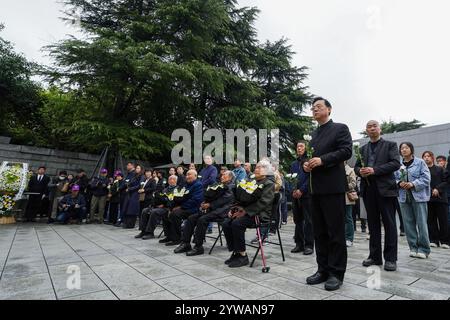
309, 120, 353, 195
354, 138, 400, 198
27, 174, 51, 196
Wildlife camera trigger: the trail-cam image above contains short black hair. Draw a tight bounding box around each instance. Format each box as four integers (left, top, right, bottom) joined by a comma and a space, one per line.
59, 170, 67, 176
77, 168, 85, 173
399, 142, 415, 155
436, 155, 446, 162
38, 166, 46, 170
312, 96, 332, 108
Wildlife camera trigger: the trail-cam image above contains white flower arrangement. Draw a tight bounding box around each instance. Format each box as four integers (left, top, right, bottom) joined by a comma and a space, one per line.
303, 134, 312, 142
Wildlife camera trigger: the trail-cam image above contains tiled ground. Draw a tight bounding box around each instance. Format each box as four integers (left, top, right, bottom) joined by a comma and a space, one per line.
1, 219, 449, 300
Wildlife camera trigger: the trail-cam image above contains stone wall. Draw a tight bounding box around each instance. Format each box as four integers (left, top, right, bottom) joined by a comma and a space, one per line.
0, 138, 101, 177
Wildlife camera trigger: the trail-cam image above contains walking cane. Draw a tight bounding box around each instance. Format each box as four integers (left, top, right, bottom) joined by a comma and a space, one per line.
255, 215, 270, 273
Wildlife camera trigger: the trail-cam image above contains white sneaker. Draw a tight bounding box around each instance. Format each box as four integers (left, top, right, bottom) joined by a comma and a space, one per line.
441, 244, 450, 249
430, 243, 437, 248
409, 251, 417, 257
416, 252, 428, 259
346, 240, 353, 247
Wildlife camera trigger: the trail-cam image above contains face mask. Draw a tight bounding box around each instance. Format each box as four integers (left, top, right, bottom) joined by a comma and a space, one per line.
59, 176, 66, 180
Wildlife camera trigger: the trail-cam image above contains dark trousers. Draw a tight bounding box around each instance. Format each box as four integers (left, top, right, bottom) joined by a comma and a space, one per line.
163, 208, 191, 241
293, 196, 314, 249
123, 215, 137, 228
222, 214, 256, 253
427, 202, 449, 245
140, 207, 169, 234
394, 199, 405, 232
25, 195, 45, 220
363, 184, 398, 262
311, 193, 347, 281
352, 198, 367, 230
182, 210, 224, 246
108, 202, 119, 224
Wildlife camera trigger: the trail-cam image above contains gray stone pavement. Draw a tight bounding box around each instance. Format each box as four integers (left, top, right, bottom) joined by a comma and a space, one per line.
1, 219, 450, 300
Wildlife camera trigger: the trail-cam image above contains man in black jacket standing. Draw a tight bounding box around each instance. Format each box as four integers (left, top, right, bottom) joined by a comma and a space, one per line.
25, 166, 51, 222
354, 120, 401, 271
303, 97, 353, 291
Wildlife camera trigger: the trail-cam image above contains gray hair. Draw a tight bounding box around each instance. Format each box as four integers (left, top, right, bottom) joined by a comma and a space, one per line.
223, 170, 235, 180
256, 159, 274, 176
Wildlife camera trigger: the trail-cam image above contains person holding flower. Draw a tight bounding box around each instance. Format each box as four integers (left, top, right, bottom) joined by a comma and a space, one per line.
303, 97, 353, 291
290, 141, 314, 255
354, 120, 401, 271
395, 142, 431, 259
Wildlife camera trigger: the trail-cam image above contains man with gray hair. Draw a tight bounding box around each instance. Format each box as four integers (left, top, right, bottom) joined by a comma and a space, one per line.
354, 120, 400, 271
174, 170, 236, 256
222, 159, 275, 268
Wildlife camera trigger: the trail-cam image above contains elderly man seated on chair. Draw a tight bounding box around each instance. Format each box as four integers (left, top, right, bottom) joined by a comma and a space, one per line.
135, 175, 178, 240
160, 169, 204, 246
222, 159, 275, 268
174, 170, 236, 256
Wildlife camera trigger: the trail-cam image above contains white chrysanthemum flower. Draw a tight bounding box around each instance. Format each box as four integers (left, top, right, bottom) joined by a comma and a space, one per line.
303, 134, 312, 142
353, 142, 360, 147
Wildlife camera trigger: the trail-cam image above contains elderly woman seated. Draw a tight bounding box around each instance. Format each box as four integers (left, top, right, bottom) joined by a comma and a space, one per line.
222, 159, 275, 268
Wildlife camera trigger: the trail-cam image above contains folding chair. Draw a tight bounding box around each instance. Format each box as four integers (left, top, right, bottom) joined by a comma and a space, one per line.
208, 220, 225, 254
247, 194, 285, 272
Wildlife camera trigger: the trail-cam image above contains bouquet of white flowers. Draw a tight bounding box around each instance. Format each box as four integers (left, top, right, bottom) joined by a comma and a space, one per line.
0, 162, 30, 218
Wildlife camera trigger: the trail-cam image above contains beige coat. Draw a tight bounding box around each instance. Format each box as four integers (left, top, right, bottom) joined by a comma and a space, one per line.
345, 164, 357, 205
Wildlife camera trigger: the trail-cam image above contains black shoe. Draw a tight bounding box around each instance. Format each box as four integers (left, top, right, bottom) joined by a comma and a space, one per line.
306, 272, 328, 285
47, 218, 55, 224
228, 254, 249, 268
142, 233, 155, 240
362, 258, 383, 267
186, 246, 204, 256
324, 275, 342, 291
400, 231, 405, 236
384, 261, 397, 271
291, 245, 304, 253
159, 237, 171, 244
165, 240, 181, 246
225, 252, 239, 265
361, 228, 367, 233
303, 247, 314, 255
135, 232, 145, 239
207, 229, 213, 234
174, 243, 191, 254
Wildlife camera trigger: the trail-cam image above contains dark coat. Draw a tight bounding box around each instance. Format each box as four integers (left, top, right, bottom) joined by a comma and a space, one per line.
121, 171, 143, 216
354, 138, 401, 198
180, 179, 204, 214
234, 177, 275, 222
429, 165, 448, 204
27, 174, 50, 196
290, 155, 310, 196
308, 120, 353, 195
203, 182, 235, 217
89, 176, 109, 197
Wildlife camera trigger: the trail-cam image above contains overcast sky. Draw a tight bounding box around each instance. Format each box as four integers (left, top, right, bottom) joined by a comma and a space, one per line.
1, 0, 450, 138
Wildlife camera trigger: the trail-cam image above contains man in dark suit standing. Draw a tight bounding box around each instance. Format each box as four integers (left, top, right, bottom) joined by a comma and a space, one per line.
303, 97, 353, 291
25, 166, 51, 222
354, 120, 401, 271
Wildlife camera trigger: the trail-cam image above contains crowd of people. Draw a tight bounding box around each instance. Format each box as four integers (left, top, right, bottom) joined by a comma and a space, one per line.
21, 97, 449, 292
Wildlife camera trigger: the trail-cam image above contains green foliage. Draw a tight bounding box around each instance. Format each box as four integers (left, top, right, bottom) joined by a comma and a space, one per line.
2, 1, 313, 165
0, 24, 43, 139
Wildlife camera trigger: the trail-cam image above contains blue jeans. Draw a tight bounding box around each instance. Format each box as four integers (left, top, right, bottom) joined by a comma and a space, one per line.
345, 205, 354, 242
399, 201, 430, 255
